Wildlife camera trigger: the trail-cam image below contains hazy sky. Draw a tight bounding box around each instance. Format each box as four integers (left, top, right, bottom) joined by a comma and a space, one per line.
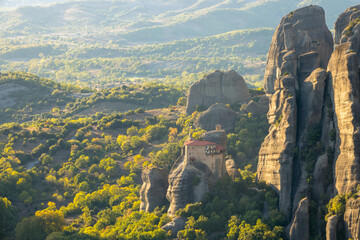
0, 0, 68, 7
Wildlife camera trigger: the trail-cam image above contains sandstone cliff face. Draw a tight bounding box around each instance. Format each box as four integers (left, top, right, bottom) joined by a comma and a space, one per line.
257, 6, 333, 220
328, 11, 360, 195
194, 103, 238, 132
139, 167, 169, 212
186, 70, 250, 114
344, 197, 360, 240
263, 5, 333, 93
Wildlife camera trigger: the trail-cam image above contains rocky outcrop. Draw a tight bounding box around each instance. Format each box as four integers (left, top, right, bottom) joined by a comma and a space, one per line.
161, 217, 187, 237
186, 70, 250, 114
166, 159, 215, 217
344, 197, 360, 240
194, 103, 238, 132
257, 5, 333, 220
243, 99, 268, 116
140, 167, 169, 212
312, 154, 329, 202
328, 10, 360, 195
225, 159, 240, 179
202, 128, 228, 147
334, 5, 360, 45
263, 5, 333, 93
289, 197, 309, 240
326, 215, 339, 240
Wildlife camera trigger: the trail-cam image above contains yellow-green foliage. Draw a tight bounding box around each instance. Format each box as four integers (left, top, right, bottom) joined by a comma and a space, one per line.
344, 17, 360, 37
325, 193, 352, 221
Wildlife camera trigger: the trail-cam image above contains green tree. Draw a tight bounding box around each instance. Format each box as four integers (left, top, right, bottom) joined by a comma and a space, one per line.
0, 197, 16, 238
127, 126, 139, 137
16, 216, 46, 240
177, 97, 187, 106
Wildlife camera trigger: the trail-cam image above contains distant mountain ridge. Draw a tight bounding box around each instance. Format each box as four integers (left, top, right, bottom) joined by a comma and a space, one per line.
0, 0, 358, 44
0, 0, 358, 88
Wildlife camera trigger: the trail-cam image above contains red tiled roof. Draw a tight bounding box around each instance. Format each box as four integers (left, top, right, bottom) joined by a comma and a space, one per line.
184, 140, 216, 146
216, 145, 225, 151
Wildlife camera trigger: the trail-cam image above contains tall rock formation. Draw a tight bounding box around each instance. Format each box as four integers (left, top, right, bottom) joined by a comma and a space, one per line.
318, 5, 360, 239
257, 5, 333, 221
139, 167, 169, 212
328, 5, 360, 195
186, 70, 250, 114
258, 4, 360, 239
263, 5, 333, 93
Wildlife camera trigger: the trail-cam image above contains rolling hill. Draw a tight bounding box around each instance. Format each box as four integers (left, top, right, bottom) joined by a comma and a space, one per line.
0, 0, 358, 44
0, 0, 358, 87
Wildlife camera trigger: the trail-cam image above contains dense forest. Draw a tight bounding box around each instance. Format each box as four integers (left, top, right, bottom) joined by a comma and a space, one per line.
0, 72, 289, 240
0, 28, 271, 88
